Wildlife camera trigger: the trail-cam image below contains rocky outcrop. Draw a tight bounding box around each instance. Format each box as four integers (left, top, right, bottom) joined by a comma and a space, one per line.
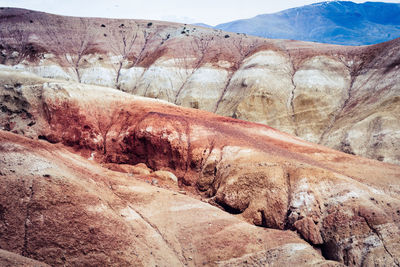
1, 68, 400, 266
0, 8, 399, 165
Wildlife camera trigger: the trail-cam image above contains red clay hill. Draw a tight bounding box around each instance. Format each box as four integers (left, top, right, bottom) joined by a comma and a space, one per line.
0, 65, 400, 266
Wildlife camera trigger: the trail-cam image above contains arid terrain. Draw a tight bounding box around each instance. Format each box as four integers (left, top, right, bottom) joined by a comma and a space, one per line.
1, 8, 399, 165
0, 7, 400, 267
1, 66, 400, 266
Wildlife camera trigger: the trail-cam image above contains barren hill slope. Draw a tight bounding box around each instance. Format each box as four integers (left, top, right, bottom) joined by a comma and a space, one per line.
1, 8, 399, 165
1, 67, 400, 266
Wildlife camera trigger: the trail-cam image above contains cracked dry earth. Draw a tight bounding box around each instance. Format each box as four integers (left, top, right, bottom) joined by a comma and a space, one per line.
1, 8, 400, 165
0, 68, 400, 266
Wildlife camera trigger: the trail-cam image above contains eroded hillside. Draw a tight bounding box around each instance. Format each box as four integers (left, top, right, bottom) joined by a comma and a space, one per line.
0, 8, 399, 165
3, 129, 344, 266
1, 67, 400, 266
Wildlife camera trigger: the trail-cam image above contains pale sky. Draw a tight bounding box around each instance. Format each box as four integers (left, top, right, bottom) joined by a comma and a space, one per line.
0, 0, 399, 26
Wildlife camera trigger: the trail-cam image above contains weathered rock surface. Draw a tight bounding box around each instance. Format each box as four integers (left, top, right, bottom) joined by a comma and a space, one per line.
151, 170, 178, 183
1, 69, 400, 266
0, 8, 399, 165
103, 162, 152, 176
0, 130, 339, 266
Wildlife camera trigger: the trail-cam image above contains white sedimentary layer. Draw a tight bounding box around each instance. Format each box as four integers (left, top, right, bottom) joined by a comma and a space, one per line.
2, 43, 399, 165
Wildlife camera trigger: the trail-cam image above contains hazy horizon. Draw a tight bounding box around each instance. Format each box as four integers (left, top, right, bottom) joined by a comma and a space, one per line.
0, 0, 399, 26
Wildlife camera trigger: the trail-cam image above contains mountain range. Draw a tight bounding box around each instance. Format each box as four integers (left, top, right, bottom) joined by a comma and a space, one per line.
212, 1, 400, 45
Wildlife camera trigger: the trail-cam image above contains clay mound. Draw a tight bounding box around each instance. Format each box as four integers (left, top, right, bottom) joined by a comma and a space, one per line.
0, 130, 339, 266
1, 68, 400, 266
0, 8, 399, 165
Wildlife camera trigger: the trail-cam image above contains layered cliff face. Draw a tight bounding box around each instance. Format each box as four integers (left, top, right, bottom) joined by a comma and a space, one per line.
1, 8, 399, 165
1, 68, 400, 266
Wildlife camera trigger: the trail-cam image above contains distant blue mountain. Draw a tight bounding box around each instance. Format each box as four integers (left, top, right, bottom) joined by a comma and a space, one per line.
214, 1, 400, 46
